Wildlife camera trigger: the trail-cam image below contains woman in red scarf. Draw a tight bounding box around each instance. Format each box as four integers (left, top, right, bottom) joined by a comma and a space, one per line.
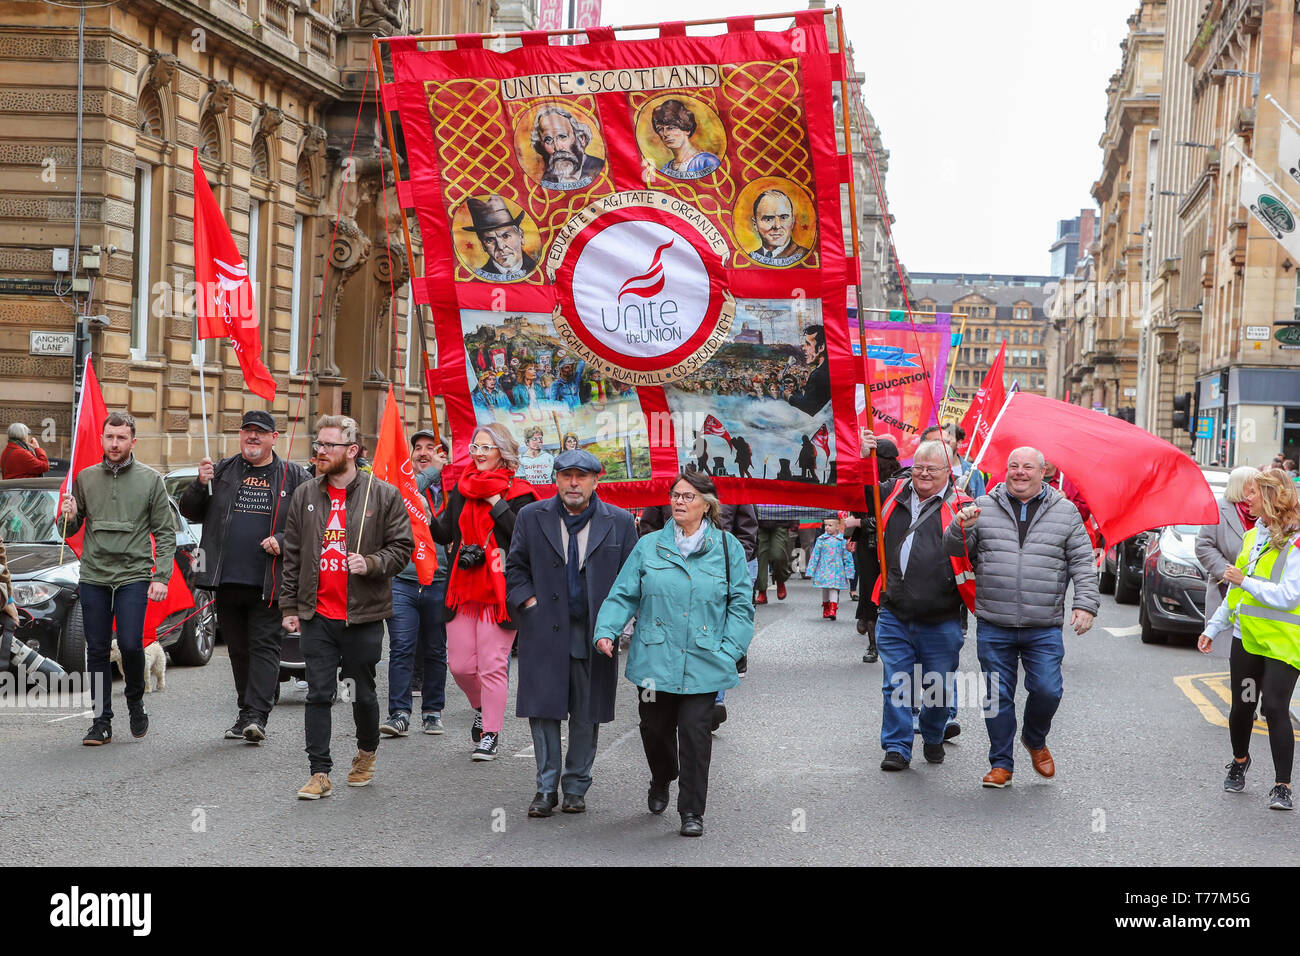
430, 422, 536, 760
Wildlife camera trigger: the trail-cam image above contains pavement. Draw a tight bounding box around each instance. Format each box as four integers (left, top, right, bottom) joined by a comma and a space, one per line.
2, 576, 1298, 866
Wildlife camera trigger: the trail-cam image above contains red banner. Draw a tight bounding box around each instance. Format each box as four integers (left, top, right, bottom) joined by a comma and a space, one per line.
959, 341, 1005, 460
372, 385, 439, 585
383, 11, 864, 507
855, 317, 950, 462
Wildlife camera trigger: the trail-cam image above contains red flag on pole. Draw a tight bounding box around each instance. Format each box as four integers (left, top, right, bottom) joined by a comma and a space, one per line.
811, 424, 830, 457
978, 392, 1219, 545
701, 414, 732, 444
60, 355, 109, 558
142, 550, 195, 647
959, 341, 1006, 459
372, 385, 438, 586
192, 147, 277, 401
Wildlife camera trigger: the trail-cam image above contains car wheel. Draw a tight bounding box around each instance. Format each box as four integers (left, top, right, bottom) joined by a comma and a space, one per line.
170, 601, 215, 666
1098, 561, 1116, 595
58, 602, 88, 676
1114, 554, 1139, 604
1139, 598, 1166, 645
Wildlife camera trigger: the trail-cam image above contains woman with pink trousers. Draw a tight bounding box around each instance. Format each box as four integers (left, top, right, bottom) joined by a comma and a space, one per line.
430, 422, 536, 760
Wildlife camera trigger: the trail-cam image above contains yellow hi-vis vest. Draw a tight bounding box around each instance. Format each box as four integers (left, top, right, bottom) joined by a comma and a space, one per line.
1226, 527, 1300, 671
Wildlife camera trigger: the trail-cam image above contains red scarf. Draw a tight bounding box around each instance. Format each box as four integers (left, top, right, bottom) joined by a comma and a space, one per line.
446, 466, 534, 622
1235, 500, 1255, 532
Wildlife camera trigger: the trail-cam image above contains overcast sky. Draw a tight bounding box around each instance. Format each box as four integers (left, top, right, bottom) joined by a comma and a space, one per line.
597, 0, 1139, 275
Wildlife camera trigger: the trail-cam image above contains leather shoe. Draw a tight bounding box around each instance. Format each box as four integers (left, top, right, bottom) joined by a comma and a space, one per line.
561, 793, 586, 813
1022, 738, 1055, 778
528, 792, 558, 817
776, 581, 787, 600
923, 742, 945, 764
647, 782, 669, 814
982, 768, 1013, 788
754, 590, 768, 605
679, 812, 704, 837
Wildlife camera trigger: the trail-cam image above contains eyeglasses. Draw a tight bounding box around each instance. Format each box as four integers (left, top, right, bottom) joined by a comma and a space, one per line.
311, 440, 354, 453
911, 465, 949, 475
669, 492, 698, 503
468, 443, 498, 454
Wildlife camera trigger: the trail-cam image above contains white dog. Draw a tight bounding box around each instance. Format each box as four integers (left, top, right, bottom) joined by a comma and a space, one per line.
109, 639, 166, 693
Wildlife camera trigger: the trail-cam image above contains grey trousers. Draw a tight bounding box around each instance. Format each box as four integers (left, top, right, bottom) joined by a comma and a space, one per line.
529, 655, 600, 796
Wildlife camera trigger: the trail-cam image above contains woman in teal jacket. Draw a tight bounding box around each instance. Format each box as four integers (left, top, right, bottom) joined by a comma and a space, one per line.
593, 471, 754, 837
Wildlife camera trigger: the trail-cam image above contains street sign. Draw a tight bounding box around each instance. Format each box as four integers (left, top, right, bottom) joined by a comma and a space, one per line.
1195, 416, 1213, 440
1123, 386, 1137, 397
29, 330, 74, 356
0, 277, 59, 296
1245, 325, 1270, 340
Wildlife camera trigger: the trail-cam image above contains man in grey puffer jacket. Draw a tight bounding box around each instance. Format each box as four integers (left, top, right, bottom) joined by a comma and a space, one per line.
943, 445, 1099, 789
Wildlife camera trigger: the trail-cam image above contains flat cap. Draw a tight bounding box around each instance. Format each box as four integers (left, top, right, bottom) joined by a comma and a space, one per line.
553, 449, 603, 474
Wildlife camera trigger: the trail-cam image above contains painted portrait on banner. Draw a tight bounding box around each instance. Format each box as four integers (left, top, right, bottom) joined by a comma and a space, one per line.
451, 194, 543, 282
513, 100, 607, 191
662, 298, 836, 483
461, 309, 651, 481
635, 94, 727, 182
733, 178, 816, 267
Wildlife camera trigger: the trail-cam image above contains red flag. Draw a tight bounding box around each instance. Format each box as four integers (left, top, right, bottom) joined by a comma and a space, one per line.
372, 385, 438, 586
979, 392, 1219, 545
701, 414, 732, 444
142, 557, 195, 647
811, 424, 830, 457
192, 147, 277, 401
60, 356, 109, 557
959, 342, 1006, 459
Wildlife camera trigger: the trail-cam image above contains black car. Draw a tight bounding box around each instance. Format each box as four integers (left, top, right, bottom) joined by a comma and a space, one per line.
1099, 533, 1148, 604
1137, 524, 1208, 645
0, 476, 215, 672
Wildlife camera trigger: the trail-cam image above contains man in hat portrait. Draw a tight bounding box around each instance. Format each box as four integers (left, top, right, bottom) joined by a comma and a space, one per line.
463, 194, 537, 281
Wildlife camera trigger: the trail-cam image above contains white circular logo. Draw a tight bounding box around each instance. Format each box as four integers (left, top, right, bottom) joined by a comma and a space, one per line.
571, 221, 710, 360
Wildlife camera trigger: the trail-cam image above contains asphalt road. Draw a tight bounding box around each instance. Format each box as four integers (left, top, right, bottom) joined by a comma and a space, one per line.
3, 577, 1298, 866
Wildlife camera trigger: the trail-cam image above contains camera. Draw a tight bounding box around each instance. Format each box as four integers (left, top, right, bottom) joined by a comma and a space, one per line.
457, 544, 486, 569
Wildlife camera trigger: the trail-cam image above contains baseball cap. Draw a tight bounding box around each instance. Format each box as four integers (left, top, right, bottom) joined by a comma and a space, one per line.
241, 410, 276, 432
553, 449, 603, 474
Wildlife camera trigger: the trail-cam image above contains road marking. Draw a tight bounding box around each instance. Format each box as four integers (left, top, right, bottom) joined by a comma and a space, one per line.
47, 711, 94, 723
1174, 672, 1292, 739
1105, 625, 1142, 637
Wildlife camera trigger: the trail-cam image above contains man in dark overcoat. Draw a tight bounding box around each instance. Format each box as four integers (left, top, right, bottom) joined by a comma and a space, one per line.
505, 449, 638, 817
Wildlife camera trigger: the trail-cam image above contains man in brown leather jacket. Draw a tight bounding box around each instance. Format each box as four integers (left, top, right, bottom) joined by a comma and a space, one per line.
280, 415, 412, 800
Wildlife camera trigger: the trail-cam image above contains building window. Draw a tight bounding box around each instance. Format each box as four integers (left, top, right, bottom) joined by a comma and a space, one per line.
404, 307, 415, 387
1014, 306, 1030, 320
130, 162, 153, 360
248, 200, 264, 332
290, 213, 304, 375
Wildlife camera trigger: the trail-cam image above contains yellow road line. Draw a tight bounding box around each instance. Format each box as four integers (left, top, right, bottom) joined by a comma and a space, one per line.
1174, 671, 1296, 740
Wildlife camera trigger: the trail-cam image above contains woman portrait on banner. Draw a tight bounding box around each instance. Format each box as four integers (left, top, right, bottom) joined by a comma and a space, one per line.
591, 470, 754, 838
650, 99, 721, 181
430, 422, 537, 761
1198, 469, 1300, 811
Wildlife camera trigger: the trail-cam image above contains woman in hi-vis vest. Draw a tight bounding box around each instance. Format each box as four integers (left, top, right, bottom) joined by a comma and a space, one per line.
1199, 469, 1300, 811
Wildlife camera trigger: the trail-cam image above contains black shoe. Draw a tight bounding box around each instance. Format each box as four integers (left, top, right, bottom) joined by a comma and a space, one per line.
224, 720, 245, 740
471, 708, 483, 743
562, 793, 586, 813
943, 721, 961, 741
1223, 756, 1250, 793
880, 751, 909, 772
82, 720, 112, 746
128, 703, 149, 739
923, 742, 945, 764
710, 703, 727, 733
242, 722, 266, 743
679, 812, 704, 837
862, 646, 878, 663
1269, 783, 1294, 811
528, 792, 558, 817
736, 655, 747, 677
472, 731, 498, 761
647, 781, 669, 814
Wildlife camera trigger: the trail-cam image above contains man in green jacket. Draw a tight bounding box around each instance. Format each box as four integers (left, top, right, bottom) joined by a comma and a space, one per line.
60, 411, 176, 746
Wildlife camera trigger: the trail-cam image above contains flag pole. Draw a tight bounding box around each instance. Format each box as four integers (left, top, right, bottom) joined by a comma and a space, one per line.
938, 311, 967, 424
1229, 141, 1300, 210
957, 406, 985, 492
1264, 94, 1300, 136
835, 5, 886, 579
59, 353, 92, 567
196, 338, 212, 494
966, 391, 1017, 481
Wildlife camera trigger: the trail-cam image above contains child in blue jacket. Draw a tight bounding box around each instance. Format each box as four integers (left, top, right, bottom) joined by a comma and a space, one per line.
806, 515, 855, 620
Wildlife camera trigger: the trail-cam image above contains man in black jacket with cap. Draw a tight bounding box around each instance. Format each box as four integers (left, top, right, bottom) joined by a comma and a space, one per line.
180, 410, 312, 742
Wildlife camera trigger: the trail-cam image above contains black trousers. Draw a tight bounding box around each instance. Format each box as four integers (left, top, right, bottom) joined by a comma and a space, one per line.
638, 691, 716, 815
302, 615, 383, 775
1229, 638, 1300, 784
214, 585, 284, 724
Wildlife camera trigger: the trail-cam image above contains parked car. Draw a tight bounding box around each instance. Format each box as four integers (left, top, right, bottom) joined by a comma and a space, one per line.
1138, 523, 1208, 645
0, 476, 216, 672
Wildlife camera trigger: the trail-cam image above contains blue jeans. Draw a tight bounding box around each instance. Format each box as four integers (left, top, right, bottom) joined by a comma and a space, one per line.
975, 621, 1065, 771
876, 608, 964, 760
80, 581, 150, 721
387, 580, 447, 718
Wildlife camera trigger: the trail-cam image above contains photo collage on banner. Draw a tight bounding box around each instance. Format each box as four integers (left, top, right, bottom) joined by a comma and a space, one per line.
385, 10, 865, 506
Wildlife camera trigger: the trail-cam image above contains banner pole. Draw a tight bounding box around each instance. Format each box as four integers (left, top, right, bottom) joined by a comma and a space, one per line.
1229, 141, 1300, 210
967, 391, 1016, 479
938, 311, 967, 423
1264, 94, 1300, 136
957, 406, 984, 492
59, 352, 91, 567
834, 5, 886, 579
